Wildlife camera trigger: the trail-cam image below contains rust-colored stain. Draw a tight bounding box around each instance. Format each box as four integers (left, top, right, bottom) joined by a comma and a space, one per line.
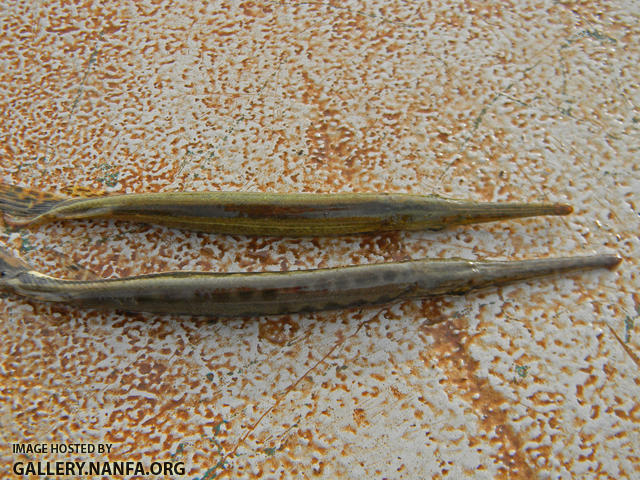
421, 318, 535, 479
258, 317, 300, 346
352, 408, 368, 428
2, 0, 638, 479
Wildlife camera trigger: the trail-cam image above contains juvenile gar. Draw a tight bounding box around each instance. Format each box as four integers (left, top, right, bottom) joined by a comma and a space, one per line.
0, 249, 620, 317
0, 183, 572, 236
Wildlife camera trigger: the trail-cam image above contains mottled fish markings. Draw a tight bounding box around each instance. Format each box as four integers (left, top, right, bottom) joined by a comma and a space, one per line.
0, 183, 572, 236
0, 248, 620, 317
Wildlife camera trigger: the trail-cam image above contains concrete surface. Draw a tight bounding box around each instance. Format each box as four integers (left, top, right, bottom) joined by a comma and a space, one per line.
1, 1, 638, 478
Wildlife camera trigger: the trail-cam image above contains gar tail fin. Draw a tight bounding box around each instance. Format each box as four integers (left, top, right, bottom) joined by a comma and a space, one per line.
0, 246, 31, 279
0, 183, 69, 227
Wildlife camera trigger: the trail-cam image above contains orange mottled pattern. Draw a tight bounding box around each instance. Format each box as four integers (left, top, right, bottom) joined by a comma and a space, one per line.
1, 1, 638, 479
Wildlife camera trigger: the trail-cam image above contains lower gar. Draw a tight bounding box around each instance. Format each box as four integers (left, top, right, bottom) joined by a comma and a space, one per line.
0, 249, 620, 317
0, 183, 571, 236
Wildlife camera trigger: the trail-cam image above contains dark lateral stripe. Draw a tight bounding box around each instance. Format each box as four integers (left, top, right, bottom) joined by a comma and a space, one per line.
1, 183, 573, 235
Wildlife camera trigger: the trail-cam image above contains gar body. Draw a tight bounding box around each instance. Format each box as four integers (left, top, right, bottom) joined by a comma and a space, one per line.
0, 184, 571, 236
0, 250, 620, 317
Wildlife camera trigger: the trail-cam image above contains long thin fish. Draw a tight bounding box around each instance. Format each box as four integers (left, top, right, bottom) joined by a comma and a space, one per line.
0, 183, 572, 236
0, 248, 620, 317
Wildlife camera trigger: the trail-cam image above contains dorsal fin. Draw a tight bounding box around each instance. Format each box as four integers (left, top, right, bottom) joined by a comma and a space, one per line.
59, 184, 106, 198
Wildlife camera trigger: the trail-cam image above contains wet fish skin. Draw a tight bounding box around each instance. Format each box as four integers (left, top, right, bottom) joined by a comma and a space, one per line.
0, 183, 572, 236
0, 248, 621, 317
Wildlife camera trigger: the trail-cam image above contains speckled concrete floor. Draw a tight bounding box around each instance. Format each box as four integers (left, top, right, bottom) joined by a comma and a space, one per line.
1, 1, 639, 478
